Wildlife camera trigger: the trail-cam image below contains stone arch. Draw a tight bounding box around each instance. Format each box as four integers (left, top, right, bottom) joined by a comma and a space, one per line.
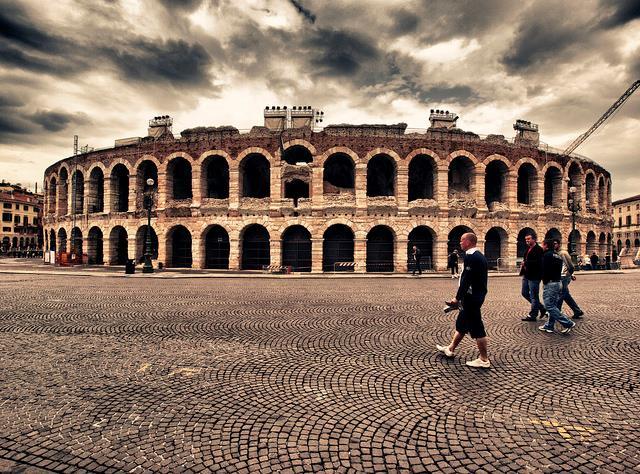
57, 227, 68, 253
49, 229, 56, 252
515, 159, 539, 205
408, 153, 437, 201
135, 225, 158, 263
108, 226, 128, 265
585, 171, 597, 211
484, 158, 509, 206
518, 227, 537, 258
240, 223, 270, 270
166, 155, 193, 200
317, 146, 359, 167
543, 164, 563, 207
323, 152, 356, 194
48, 176, 57, 214
366, 153, 396, 197
166, 225, 192, 268
366, 225, 395, 272
136, 159, 159, 209
586, 230, 598, 255
87, 226, 104, 265
447, 225, 474, 255
239, 153, 270, 198
202, 224, 230, 270
57, 167, 69, 216
71, 170, 84, 215
597, 175, 606, 212
323, 224, 355, 272
70, 226, 83, 256
599, 232, 607, 256
569, 229, 582, 257
201, 153, 229, 199
408, 225, 436, 271
281, 143, 314, 165
448, 153, 476, 198
566, 161, 584, 209
484, 226, 508, 269
87, 165, 105, 213
110, 163, 130, 212
281, 224, 312, 272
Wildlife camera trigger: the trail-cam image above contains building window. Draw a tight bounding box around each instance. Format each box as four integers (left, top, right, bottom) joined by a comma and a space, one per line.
627, 205, 631, 211
2, 203, 10, 209
23, 216, 28, 225
2, 227, 11, 232
618, 217, 622, 227
627, 216, 632, 226
14, 215, 20, 224
2, 213, 12, 222
15, 204, 19, 209
23, 205, 29, 211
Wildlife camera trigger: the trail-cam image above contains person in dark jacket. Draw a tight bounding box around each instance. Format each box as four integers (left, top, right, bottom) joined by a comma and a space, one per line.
436, 232, 490, 368
448, 250, 459, 278
590, 252, 599, 269
520, 231, 546, 321
539, 239, 576, 334
411, 245, 422, 276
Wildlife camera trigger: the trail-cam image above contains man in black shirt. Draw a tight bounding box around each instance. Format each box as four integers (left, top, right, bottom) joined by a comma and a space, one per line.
436, 232, 490, 368
411, 245, 422, 276
539, 239, 576, 334
520, 231, 546, 321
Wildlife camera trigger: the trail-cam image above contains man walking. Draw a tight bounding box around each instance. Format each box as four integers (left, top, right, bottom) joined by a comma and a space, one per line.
411, 245, 422, 276
556, 241, 585, 319
448, 249, 459, 278
539, 239, 576, 334
436, 232, 490, 368
520, 231, 545, 321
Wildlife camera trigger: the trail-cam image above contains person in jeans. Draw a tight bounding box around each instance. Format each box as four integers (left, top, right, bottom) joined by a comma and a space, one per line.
539, 239, 576, 334
556, 241, 585, 319
520, 231, 545, 321
411, 245, 422, 276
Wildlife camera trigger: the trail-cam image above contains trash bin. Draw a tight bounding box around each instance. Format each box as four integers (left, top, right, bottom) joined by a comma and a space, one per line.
125, 259, 136, 274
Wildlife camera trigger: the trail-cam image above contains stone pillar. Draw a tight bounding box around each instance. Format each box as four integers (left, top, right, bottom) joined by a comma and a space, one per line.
127, 237, 136, 263
156, 230, 167, 268
355, 164, 367, 216
311, 238, 323, 272
229, 169, 240, 212
434, 238, 448, 272
506, 233, 518, 271
103, 236, 113, 266
475, 166, 486, 211
228, 238, 240, 270
311, 167, 324, 214
83, 179, 91, 216
191, 235, 202, 269
156, 172, 167, 211
396, 238, 408, 273
270, 165, 281, 211
191, 165, 202, 209
354, 237, 366, 273
506, 170, 517, 209
270, 239, 281, 266
128, 173, 136, 213
436, 163, 448, 206
104, 177, 113, 213
396, 167, 408, 215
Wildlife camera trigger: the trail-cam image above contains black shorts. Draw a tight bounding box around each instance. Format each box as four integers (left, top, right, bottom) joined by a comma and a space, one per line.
455, 298, 486, 339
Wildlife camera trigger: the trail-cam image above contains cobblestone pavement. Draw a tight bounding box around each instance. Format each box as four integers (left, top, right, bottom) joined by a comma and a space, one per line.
0, 273, 639, 473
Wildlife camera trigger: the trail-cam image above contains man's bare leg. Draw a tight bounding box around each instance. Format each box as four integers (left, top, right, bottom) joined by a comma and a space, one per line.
476, 337, 488, 361
448, 331, 464, 352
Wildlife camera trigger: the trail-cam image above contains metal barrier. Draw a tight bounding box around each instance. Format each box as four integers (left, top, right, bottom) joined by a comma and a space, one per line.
262, 265, 292, 274
333, 261, 357, 272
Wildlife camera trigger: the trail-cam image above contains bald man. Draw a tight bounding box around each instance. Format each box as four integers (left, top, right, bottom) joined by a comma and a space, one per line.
437, 232, 490, 368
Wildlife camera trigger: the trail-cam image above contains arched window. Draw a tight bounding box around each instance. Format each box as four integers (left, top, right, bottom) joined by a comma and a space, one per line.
485, 160, 508, 206
544, 167, 562, 207
282, 145, 312, 165
517, 163, 537, 204
281, 225, 312, 272
485, 227, 508, 269
135, 225, 158, 263
136, 161, 158, 209
323, 153, 354, 193
204, 225, 230, 269
408, 155, 436, 201
167, 158, 192, 200
366, 226, 394, 272
71, 170, 84, 215
88, 168, 104, 213
241, 224, 270, 269
367, 154, 395, 197
322, 224, 354, 271
109, 226, 128, 265
448, 156, 474, 198
110, 164, 129, 212
87, 227, 104, 265
240, 154, 270, 198
58, 168, 68, 215
167, 225, 192, 268
202, 156, 229, 199
447, 225, 473, 255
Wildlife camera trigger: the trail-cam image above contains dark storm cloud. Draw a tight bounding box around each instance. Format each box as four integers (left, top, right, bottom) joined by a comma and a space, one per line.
0, 2, 68, 53
29, 110, 89, 132
599, 0, 640, 28
304, 28, 379, 76
418, 85, 478, 104
101, 38, 214, 87
289, 0, 316, 24
390, 9, 419, 36
159, 0, 204, 12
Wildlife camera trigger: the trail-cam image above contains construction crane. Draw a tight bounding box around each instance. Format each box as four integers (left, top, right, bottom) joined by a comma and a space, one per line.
562, 79, 640, 157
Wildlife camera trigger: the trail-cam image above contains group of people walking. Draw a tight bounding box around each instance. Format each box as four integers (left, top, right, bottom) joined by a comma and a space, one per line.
435, 230, 586, 370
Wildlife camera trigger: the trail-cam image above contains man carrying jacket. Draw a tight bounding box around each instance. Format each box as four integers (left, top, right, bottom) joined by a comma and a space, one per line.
520, 231, 546, 321
436, 232, 490, 368
556, 241, 585, 318
539, 239, 576, 334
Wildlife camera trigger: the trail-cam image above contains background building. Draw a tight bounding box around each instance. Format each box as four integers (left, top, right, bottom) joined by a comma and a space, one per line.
0, 182, 43, 255
42, 108, 613, 272
613, 194, 640, 258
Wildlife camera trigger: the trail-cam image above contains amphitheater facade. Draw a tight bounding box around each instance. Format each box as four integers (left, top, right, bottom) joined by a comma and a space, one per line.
42, 110, 613, 272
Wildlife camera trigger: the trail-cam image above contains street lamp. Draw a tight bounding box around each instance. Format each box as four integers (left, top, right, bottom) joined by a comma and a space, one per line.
142, 178, 155, 273
568, 185, 589, 265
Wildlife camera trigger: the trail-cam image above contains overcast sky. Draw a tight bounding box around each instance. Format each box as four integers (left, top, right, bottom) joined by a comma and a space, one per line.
1, 0, 638, 199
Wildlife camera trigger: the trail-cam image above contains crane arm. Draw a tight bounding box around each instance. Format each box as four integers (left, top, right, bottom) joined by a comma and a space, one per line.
562, 80, 640, 156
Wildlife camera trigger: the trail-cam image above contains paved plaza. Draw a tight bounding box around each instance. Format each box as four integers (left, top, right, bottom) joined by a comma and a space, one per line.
0, 270, 639, 473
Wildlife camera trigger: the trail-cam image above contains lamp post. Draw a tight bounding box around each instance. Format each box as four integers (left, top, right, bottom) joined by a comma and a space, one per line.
142, 178, 155, 273
568, 185, 587, 264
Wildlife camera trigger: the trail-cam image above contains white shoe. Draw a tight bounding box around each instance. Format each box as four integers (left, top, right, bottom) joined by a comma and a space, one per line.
466, 358, 490, 368
436, 344, 454, 358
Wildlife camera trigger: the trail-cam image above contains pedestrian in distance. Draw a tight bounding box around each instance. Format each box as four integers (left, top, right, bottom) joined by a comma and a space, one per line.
448, 249, 459, 279
590, 252, 599, 270
556, 241, 584, 319
411, 245, 422, 276
520, 231, 546, 321
436, 232, 490, 368
539, 239, 576, 334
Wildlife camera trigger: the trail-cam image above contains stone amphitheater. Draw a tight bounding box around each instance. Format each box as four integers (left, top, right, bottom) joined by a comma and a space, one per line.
42, 108, 613, 272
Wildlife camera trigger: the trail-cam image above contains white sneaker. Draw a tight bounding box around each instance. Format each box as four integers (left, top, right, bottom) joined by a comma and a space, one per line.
466, 358, 490, 368
436, 344, 454, 358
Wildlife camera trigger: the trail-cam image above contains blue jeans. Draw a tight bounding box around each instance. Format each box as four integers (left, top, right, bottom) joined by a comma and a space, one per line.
521, 277, 543, 317
557, 276, 582, 314
542, 281, 573, 330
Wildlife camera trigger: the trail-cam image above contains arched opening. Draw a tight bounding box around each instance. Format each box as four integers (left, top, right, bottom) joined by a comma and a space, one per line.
57, 228, 67, 253
135, 225, 158, 263
599, 232, 607, 256
569, 229, 582, 257
87, 227, 104, 265
485, 227, 507, 269
616, 239, 622, 255
109, 226, 128, 265
485, 160, 508, 206
49, 229, 56, 251
323, 153, 355, 194
567, 162, 583, 209
168, 157, 193, 200
448, 156, 474, 198
48, 178, 57, 214
2, 236, 10, 252
71, 170, 84, 215
585, 173, 596, 212
202, 156, 229, 199
408, 155, 436, 201
88, 168, 104, 213
282, 145, 313, 165
518, 227, 537, 258
70, 227, 83, 257
408, 226, 435, 271
323, 224, 354, 271
284, 179, 309, 206
517, 163, 537, 204
635, 239, 640, 248
586, 231, 597, 255
58, 169, 68, 215
136, 161, 158, 209
240, 154, 270, 198
367, 154, 395, 197
448, 225, 473, 255
204, 225, 230, 269
110, 164, 129, 212
241, 224, 270, 270
167, 225, 192, 268
281, 225, 312, 272
598, 177, 606, 213
544, 167, 562, 207
366, 225, 394, 272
